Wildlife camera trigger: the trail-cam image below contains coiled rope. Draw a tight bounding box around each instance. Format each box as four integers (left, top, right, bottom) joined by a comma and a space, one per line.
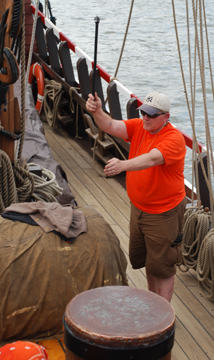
195, 226, 214, 300
27, 163, 63, 202
179, 206, 210, 271
0, 150, 35, 213
196, 228, 214, 299
0, 150, 17, 212
43, 80, 63, 129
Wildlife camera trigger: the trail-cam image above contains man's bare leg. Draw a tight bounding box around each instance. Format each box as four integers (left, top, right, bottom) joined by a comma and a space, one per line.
146, 268, 174, 302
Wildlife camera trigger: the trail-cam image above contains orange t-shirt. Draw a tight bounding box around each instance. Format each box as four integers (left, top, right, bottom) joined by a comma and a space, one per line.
123, 118, 186, 214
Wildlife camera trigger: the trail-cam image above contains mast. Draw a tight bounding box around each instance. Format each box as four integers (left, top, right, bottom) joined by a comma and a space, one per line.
0, 0, 16, 162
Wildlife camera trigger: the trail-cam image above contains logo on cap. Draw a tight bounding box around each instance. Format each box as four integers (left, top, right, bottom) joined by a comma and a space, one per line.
146, 96, 153, 103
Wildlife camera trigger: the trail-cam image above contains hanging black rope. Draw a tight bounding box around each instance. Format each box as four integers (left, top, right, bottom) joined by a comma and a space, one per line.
48, 0, 56, 25
11, 27, 22, 64
0, 9, 9, 68
9, 0, 22, 39
0, 82, 9, 112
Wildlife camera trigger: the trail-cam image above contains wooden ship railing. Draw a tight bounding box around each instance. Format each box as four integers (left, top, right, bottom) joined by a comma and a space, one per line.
28, 3, 211, 203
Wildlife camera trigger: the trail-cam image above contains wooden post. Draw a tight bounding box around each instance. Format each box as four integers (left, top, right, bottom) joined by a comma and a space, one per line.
25, 0, 38, 60
0, 0, 15, 162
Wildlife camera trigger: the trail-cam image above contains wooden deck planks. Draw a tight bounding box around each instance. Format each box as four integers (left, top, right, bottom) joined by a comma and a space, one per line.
37, 339, 65, 360
43, 122, 214, 360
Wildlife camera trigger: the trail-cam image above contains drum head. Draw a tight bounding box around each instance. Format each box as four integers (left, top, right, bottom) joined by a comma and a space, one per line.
64, 286, 175, 350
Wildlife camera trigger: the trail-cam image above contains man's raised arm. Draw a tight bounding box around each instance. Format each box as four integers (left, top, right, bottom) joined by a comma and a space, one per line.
86, 93, 128, 139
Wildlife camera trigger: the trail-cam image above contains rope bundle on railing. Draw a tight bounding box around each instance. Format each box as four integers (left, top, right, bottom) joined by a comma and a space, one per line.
179, 206, 210, 271
43, 80, 63, 129
27, 163, 63, 203
69, 86, 80, 138
196, 228, 214, 299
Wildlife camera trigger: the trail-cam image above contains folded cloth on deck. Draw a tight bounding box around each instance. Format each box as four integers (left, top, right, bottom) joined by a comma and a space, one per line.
4, 201, 87, 238
1, 212, 76, 243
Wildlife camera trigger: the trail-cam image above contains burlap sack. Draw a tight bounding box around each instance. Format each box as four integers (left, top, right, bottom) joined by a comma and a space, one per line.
0, 206, 128, 343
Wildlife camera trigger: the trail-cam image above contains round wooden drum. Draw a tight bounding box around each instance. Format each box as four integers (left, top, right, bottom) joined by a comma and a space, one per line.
63, 286, 175, 360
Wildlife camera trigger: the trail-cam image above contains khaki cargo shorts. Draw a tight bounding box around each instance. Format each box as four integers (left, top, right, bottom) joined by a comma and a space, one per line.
129, 197, 187, 279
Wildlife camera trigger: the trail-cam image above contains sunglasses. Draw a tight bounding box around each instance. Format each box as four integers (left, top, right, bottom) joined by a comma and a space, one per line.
140, 110, 167, 119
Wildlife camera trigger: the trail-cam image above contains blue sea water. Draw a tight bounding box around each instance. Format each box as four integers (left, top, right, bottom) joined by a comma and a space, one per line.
39, 0, 214, 184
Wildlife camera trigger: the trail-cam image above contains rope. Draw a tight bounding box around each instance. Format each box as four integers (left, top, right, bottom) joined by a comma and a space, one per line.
68, 86, 81, 138
179, 207, 210, 271
113, 0, 134, 79
27, 163, 63, 202
0, 1, 64, 210
0, 151, 35, 213
0, 8, 9, 68
13, 160, 35, 202
91, 132, 127, 178
0, 150, 17, 213
0, 83, 9, 112
171, 0, 214, 220
0, 153, 63, 211
104, 0, 134, 105
196, 228, 214, 299
17, 9, 26, 159
43, 80, 63, 129
25, 0, 40, 89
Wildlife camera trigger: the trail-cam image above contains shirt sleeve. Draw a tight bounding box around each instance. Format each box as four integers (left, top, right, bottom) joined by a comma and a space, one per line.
156, 130, 186, 166
122, 118, 142, 142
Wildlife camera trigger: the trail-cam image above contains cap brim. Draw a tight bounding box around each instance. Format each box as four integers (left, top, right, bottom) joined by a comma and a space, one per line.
137, 104, 160, 115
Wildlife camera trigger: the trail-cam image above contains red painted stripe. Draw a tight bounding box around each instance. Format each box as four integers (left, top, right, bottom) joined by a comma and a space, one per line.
131, 94, 143, 107
59, 33, 76, 53
96, 64, 111, 83
177, 128, 203, 152
30, 4, 203, 152
30, 5, 45, 23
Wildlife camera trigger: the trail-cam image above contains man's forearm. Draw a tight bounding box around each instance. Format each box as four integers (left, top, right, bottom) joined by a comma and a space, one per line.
122, 153, 158, 171
104, 149, 164, 177
93, 108, 113, 133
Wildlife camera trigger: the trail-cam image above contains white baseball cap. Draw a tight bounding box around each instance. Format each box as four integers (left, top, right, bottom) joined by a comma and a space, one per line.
138, 91, 170, 115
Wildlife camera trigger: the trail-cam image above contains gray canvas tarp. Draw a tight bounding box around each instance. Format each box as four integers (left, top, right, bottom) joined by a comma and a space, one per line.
14, 78, 76, 205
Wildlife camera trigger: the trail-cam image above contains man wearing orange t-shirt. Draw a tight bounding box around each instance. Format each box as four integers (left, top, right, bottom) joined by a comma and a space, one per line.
86, 91, 186, 302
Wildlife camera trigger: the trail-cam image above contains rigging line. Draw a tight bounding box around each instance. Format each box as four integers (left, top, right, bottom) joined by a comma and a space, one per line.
196, 0, 214, 220
202, 0, 214, 103
25, 0, 40, 89
104, 0, 134, 105
114, 0, 135, 79
186, 0, 200, 204
201, 0, 214, 185
172, 0, 214, 208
